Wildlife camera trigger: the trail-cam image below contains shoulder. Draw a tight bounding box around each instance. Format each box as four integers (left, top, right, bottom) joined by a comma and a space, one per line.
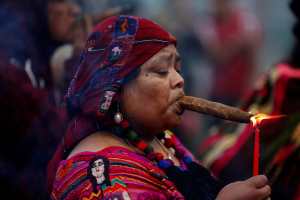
67, 131, 135, 159
51, 146, 178, 199
50, 44, 74, 68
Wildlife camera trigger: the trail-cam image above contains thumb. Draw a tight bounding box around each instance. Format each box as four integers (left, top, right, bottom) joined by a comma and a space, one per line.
246, 175, 268, 188
256, 185, 271, 199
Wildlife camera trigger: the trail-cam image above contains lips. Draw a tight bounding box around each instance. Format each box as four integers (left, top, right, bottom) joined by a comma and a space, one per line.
171, 93, 184, 103
174, 102, 184, 115
172, 93, 185, 115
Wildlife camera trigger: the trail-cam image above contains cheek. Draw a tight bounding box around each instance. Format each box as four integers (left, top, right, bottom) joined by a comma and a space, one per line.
99, 166, 104, 172
122, 79, 171, 127
136, 81, 170, 116
149, 85, 169, 111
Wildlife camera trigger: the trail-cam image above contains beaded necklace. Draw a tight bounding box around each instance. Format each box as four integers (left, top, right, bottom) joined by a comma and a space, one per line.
117, 119, 222, 200
118, 119, 193, 170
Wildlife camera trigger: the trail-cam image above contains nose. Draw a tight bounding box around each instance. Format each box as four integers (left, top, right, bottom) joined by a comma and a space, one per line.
171, 70, 184, 89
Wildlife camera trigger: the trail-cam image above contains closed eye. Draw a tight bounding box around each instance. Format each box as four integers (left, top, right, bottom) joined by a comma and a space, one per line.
157, 70, 169, 75
153, 67, 169, 76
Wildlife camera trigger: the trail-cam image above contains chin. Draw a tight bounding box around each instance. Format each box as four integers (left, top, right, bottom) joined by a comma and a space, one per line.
165, 115, 182, 129
174, 116, 182, 126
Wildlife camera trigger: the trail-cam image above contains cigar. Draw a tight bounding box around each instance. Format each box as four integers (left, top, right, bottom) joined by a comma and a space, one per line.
179, 96, 253, 123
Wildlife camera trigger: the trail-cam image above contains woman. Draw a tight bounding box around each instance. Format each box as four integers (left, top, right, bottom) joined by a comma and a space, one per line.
48, 15, 271, 199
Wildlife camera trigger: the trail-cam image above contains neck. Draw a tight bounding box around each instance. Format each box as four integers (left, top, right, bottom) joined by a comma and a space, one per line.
96, 174, 105, 184
129, 123, 160, 142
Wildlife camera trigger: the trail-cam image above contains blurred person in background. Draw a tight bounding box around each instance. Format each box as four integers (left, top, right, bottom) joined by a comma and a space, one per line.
196, 0, 262, 133
0, 1, 137, 198
51, 15, 93, 105
198, 0, 300, 199
197, 0, 262, 107
0, 0, 81, 89
0, 60, 67, 199
71, 0, 139, 24
0, 0, 79, 198
50, 1, 131, 105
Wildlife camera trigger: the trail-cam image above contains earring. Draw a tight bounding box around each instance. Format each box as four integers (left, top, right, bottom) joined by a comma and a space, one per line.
114, 112, 123, 124
114, 103, 123, 124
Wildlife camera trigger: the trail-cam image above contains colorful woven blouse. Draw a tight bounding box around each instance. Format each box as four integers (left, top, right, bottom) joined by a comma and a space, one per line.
51, 146, 185, 200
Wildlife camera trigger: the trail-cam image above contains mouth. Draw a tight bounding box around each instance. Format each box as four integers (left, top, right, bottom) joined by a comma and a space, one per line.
174, 102, 184, 115
173, 93, 185, 115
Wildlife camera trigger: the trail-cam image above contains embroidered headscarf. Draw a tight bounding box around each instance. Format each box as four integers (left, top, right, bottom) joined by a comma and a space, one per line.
47, 15, 176, 192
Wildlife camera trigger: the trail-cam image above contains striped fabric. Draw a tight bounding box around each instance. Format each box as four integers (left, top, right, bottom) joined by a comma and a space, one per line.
51, 146, 184, 200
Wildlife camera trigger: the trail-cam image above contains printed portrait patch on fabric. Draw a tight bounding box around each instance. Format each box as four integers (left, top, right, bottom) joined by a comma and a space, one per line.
86, 155, 131, 200
88, 156, 111, 190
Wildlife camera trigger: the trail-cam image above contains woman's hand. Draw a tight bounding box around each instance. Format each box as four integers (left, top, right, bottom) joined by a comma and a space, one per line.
216, 175, 271, 200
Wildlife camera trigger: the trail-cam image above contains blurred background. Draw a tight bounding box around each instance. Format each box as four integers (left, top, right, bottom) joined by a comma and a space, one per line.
0, 0, 298, 199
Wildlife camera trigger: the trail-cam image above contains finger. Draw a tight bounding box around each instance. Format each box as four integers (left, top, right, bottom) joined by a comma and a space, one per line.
256, 185, 271, 200
246, 175, 268, 188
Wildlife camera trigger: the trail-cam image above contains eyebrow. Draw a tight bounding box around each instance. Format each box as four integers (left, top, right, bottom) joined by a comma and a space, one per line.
159, 52, 181, 64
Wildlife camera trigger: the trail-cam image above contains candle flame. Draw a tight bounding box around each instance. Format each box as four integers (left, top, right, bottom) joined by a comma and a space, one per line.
250, 113, 286, 127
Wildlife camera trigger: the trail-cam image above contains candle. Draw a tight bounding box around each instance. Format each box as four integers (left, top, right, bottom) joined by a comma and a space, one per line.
250, 113, 286, 176
250, 114, 267, 176
253, 125, 260, 176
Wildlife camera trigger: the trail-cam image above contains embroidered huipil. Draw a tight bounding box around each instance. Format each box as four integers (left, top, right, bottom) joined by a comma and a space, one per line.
51, 146, 184, 200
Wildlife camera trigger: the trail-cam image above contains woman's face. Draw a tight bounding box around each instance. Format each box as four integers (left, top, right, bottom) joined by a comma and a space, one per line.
48, 2, 81, 42
91, 159, 105, 179
121, 45, 184, 138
